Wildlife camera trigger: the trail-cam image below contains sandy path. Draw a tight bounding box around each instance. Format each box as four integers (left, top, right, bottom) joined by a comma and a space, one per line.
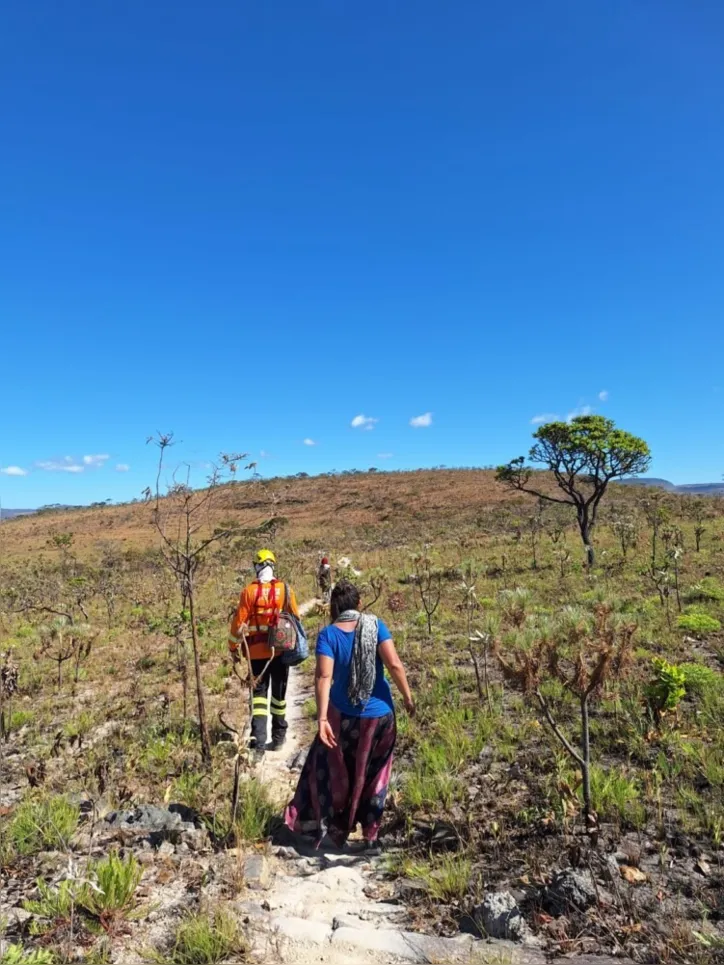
241, 600, 543, 964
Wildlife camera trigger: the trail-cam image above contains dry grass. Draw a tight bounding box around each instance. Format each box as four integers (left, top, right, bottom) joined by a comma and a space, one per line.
0, 469, 516, 560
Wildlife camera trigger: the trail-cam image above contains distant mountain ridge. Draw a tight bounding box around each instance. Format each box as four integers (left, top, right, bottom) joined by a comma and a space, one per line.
620, 478, 724, 495
0, 508, 36, 520
1, 473, 722, 525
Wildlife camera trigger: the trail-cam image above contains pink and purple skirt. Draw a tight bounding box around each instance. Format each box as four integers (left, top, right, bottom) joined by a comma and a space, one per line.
284, 705, 396, 847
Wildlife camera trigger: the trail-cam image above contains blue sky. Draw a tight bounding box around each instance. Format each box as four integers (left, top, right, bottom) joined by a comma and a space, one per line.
2, 1, 723, 508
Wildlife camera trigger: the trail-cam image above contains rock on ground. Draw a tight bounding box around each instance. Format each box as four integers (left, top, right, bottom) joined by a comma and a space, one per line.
544, 869, 598, 915
475, 891, 530, 942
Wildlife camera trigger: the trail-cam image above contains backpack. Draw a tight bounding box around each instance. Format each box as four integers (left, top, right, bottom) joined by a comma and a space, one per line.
281, 612, 309, 667
266, 582, 299, 653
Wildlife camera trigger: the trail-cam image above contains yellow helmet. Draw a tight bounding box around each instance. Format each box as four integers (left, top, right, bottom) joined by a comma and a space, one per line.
254, 548, 276, 565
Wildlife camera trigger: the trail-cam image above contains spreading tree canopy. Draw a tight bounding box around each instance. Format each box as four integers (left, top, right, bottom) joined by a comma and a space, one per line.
496, 415, 651, 566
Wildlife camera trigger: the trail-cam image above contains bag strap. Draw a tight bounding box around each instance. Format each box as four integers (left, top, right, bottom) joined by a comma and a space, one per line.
282, 583, 291, 615
253, 580, 264, 612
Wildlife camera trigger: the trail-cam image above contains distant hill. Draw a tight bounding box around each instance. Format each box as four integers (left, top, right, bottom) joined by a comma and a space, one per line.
0, 507, 36, 520
620, 478, 724, 495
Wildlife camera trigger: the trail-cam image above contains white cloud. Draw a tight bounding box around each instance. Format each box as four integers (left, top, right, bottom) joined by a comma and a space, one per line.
115, 463, 130, 472
566, 404, 593, 422
598, 390, 609, 402
377, 453, 394, 460
530, 413, 558, 425
0, 465, 28, 477
83, 453, 110, 467
350, 414, 378, 431
409, 412, 433, 429
36, 459, 85, 473
303, 438, 316, 447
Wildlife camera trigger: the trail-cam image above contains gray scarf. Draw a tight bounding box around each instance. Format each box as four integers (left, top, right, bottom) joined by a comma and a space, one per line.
336, 609, 378, 706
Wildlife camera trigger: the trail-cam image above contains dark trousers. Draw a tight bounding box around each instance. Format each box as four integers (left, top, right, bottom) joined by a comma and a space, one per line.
250, 657, 289, 745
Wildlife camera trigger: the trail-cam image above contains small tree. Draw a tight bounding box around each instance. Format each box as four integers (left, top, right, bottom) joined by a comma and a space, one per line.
686, 497, 713, 553
146, 433, 249, 767
1, 651, 19, 741
497, 416, 651, 567
609, 510, 639, 559
526, 501, 545, 570
642, 493, 670, 571
360, 568, 389, 611
464, 580, 494, 715
34, 619, 94, 691
411, 551, 442, 636
495, 604, 636, 834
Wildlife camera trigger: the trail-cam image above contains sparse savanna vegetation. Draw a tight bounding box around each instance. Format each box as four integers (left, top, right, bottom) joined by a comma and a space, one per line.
2, 437, 724, 963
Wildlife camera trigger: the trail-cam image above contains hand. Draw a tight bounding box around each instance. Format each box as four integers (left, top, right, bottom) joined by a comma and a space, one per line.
404, 697, 416, 717
318, 719, 337, 749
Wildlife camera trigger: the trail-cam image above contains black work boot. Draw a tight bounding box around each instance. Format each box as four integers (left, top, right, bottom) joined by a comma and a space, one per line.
270, 730, 287, 751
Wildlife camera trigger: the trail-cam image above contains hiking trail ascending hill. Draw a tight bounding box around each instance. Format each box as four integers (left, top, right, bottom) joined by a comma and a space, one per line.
240, 598, 547, 964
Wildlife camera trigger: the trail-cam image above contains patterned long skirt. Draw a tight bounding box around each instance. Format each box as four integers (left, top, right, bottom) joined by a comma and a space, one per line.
284, 705, 396, 847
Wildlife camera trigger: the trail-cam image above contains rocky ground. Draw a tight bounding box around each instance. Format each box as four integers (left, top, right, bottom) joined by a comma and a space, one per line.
2, 632, 636, 965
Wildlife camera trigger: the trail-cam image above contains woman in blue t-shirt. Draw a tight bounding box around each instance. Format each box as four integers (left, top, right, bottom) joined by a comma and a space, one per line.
284, 580, 415, 849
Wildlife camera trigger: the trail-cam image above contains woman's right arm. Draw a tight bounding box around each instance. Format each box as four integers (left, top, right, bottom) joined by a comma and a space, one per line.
315, 653, 338, 748
379, 640, 415, 715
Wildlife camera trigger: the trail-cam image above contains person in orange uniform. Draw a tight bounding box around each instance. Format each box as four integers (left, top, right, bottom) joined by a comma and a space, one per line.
228, 549, 301, 755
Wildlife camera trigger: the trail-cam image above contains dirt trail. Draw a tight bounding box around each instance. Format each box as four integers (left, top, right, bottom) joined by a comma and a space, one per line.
242, 599, 545, 965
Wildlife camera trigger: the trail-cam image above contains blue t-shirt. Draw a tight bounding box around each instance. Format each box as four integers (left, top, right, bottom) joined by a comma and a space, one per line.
316, 618, 394, 718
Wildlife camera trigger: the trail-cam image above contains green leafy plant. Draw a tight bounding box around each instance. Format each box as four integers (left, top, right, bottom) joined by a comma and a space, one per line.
402, 853, 472, 902
233, 779, 278, 843
679, 662, 720, 696
24, 878, 77, 921
685, 578, 724, 603
6, 794, 80, 857
81, 851, 143, 918
645, 658, 686, 718
153, 909, 247, 965
0, 946, 55, 965
8, 709, 34, 732
588, 765, 644, 827
677, 611, 722, 636
172, 771, 209, 813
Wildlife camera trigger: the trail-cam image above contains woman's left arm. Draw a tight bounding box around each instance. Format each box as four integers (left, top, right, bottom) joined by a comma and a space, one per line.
315, 654, 337, 748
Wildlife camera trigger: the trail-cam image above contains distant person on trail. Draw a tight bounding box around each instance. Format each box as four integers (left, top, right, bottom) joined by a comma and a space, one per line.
284, 579, 415, 849
228, 549, 301, 756
317, 556, 332, 602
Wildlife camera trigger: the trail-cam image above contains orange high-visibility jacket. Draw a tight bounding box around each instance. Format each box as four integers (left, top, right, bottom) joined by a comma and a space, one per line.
228, 580, 300, 661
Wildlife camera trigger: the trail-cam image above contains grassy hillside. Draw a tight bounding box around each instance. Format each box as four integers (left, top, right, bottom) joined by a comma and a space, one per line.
0, 468, 516, 560
2, 467, 724, 962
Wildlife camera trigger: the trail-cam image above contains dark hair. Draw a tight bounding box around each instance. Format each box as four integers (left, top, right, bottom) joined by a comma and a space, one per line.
330, 580, 361, 621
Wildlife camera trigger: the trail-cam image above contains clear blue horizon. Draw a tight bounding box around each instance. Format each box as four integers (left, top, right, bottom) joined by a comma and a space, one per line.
2, 1, 723, 509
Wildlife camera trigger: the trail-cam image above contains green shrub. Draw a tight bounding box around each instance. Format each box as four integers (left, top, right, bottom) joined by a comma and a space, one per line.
645, 658, 686, 715
6, 794, 80, 857
155, 909, 247, 965
677, 611, 721, 636
685, 578, 724, 604
8, 710, 34, 732
402, 853, 472, 902
172, 771, 208, 813
24, 852, 142, 928
64, 710, 95, 740
83, 851, 143, 918
234, 779, 278, 843
588, 765, 644, 827
679, 663, 720, 695
0, 945, 55, 965
23, 878, 77, 921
